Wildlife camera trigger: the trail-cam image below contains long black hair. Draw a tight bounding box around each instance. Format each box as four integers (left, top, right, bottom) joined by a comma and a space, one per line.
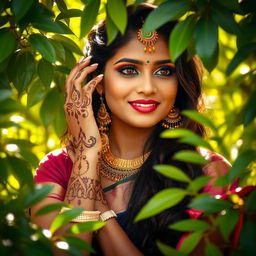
87, 4, 205, 255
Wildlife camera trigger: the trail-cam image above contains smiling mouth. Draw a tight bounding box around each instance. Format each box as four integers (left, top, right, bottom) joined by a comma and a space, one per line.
128, 100, 159, 113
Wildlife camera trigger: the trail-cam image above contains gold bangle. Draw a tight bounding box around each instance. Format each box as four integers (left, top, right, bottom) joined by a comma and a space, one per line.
60, 207, 101, 223
100, 210, 117, 222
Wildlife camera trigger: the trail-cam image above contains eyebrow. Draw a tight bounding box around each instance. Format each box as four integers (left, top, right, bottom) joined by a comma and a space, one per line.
114, 58, 173, 65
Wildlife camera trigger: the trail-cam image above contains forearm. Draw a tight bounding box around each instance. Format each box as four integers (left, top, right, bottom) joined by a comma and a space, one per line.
97, 218, 143, 256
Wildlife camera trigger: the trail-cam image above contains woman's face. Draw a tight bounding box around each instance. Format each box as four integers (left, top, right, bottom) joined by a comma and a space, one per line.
102, 33, 178, 129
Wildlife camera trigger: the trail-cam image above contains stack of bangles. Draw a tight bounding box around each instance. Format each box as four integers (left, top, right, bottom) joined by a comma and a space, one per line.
60, 207, 117, 223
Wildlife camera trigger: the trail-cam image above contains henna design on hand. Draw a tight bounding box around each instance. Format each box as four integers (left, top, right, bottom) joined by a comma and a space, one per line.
65, 85, 91, 124
66, 176, 106, 205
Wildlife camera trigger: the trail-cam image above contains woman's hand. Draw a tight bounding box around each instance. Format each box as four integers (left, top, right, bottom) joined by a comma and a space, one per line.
64, 56, 103, 163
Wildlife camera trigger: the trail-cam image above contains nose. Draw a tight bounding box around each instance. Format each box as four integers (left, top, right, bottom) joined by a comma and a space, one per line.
136, 73, 157, 96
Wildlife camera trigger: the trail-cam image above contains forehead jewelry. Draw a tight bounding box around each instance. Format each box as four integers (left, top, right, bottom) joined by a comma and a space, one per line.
137, 29, 159, 53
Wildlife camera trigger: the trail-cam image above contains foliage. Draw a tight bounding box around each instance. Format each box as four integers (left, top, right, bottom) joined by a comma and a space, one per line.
0, 0, 255, 255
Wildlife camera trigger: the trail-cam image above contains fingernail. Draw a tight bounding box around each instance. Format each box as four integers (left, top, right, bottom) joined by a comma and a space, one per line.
90, 63, 98, 67
97, 74, 104, 78
82, 56, 92, 63
78, 56, 86, 63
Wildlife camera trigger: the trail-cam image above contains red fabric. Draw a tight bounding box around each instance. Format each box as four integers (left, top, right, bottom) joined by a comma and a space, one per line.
34, 149, 73, 190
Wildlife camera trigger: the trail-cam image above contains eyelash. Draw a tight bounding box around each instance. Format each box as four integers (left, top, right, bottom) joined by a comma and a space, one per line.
116, 65, 176, 77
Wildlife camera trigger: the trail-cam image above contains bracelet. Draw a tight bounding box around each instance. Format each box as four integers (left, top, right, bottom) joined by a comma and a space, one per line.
100, 210, 117, 222
60, 207, 101, 223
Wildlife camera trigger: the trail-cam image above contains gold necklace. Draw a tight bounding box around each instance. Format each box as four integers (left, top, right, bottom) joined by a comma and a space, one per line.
100, 145, 151, 182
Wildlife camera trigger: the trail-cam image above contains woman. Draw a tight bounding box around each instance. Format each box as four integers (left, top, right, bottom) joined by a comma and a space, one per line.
31, 4, 231, 255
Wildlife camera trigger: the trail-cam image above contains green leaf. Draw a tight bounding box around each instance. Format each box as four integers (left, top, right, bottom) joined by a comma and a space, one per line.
217, 210, 239, 241
11, 0, 34, 22
179, 231, 203, 254
0, 15, 9, 27
40, 88, 63, 126
24, 184, 54, 207
56, 9, 82, 20
244, 91, 256, 125
32, 19, 73, 34
143, 0, 189, 34
173, 150, 208, 165
52, 35, 83, 55
228, 150, 256, 182
63, 48, 76, 69
27, 79, 46, 108
211, 7, 240, 35
0, 29, 17, 63
187, 176, 212, 193
226, 43, 256, 75
106, 8, 119, 45
0, 89, 12, 102
245, 190, 256, 214
7, 51, 36, 93
157, 241, 188, 256
35, 203, 69, 216
179, 136, 214, 151
161, 128, 197, 139
0, 98, 24, 114
189, 197, 233, 213
38, 58, 54, 87
80, 0, 100, 38
19, 149, 39, 168
50, 208, 84, 233
6, 139, 35, 148
7, 156, 34, 189
107, 0, 127, 35
55, 0, 67, 12
62, 236, 95, 253
169, 15, 196, 61
49, 39, 66, 62
135, 188, 186, 221
214, 174, 229, 187
154, 164, 191, 183
0, 158, 9, 182
194, 16, 218, 72
29, 34, 56, 63
215, 0, 243, 14
205, 242, 223, 256
53, 105, 67, 137
169, 219, 210, 232
182, 110, 217, 132
65, 221, 106, 234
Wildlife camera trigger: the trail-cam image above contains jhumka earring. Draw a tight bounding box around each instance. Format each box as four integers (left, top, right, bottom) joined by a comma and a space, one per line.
137, 28, 158, 53
97, 95, 111, 133
162, 107, 182, 129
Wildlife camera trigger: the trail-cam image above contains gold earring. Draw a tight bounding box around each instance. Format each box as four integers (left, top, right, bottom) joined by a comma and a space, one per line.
162, 107, 182, 129
97, 94, 111, 132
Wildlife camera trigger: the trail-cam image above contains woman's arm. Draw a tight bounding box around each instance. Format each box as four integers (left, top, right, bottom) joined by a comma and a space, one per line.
30, 57, 104, 255
95, 200, 143, 256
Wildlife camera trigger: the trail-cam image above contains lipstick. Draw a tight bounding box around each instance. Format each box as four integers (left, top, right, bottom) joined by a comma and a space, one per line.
128, 99, 159, 113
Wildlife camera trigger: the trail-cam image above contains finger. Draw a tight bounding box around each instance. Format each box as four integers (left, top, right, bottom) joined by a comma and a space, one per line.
65, 56, 92, 91
73, 63, 99, 85
67, 63, 98, 103
82, 74, 104, 95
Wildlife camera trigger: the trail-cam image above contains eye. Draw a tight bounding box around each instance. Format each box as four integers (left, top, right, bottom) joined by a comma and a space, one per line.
117, 65, 139, 76
154, 66, 176, 77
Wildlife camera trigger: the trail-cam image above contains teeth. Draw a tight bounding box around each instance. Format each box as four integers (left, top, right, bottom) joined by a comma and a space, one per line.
131, 103, 156, 107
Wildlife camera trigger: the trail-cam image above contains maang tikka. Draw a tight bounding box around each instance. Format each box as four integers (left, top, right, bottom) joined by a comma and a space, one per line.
162, 107, 182, 129
137, 28, 158, 53
97, 94, 111, 133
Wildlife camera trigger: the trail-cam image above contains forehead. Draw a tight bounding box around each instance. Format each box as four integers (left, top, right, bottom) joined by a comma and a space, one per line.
107, 33, 170, 64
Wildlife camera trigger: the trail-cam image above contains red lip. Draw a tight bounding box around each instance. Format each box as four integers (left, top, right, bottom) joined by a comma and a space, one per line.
129, 99, 159, 104
128, 99, 159, 113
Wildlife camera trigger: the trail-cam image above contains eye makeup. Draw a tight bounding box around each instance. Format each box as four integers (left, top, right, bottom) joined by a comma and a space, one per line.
115, 64, 139, 76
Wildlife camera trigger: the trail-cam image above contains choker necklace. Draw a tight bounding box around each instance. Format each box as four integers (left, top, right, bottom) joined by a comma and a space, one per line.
100, 145, 151, 182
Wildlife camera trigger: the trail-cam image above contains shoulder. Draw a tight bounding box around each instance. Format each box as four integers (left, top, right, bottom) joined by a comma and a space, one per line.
199, 148, 231, 176
34, 148, 73, 190
198, 148, 232, 195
